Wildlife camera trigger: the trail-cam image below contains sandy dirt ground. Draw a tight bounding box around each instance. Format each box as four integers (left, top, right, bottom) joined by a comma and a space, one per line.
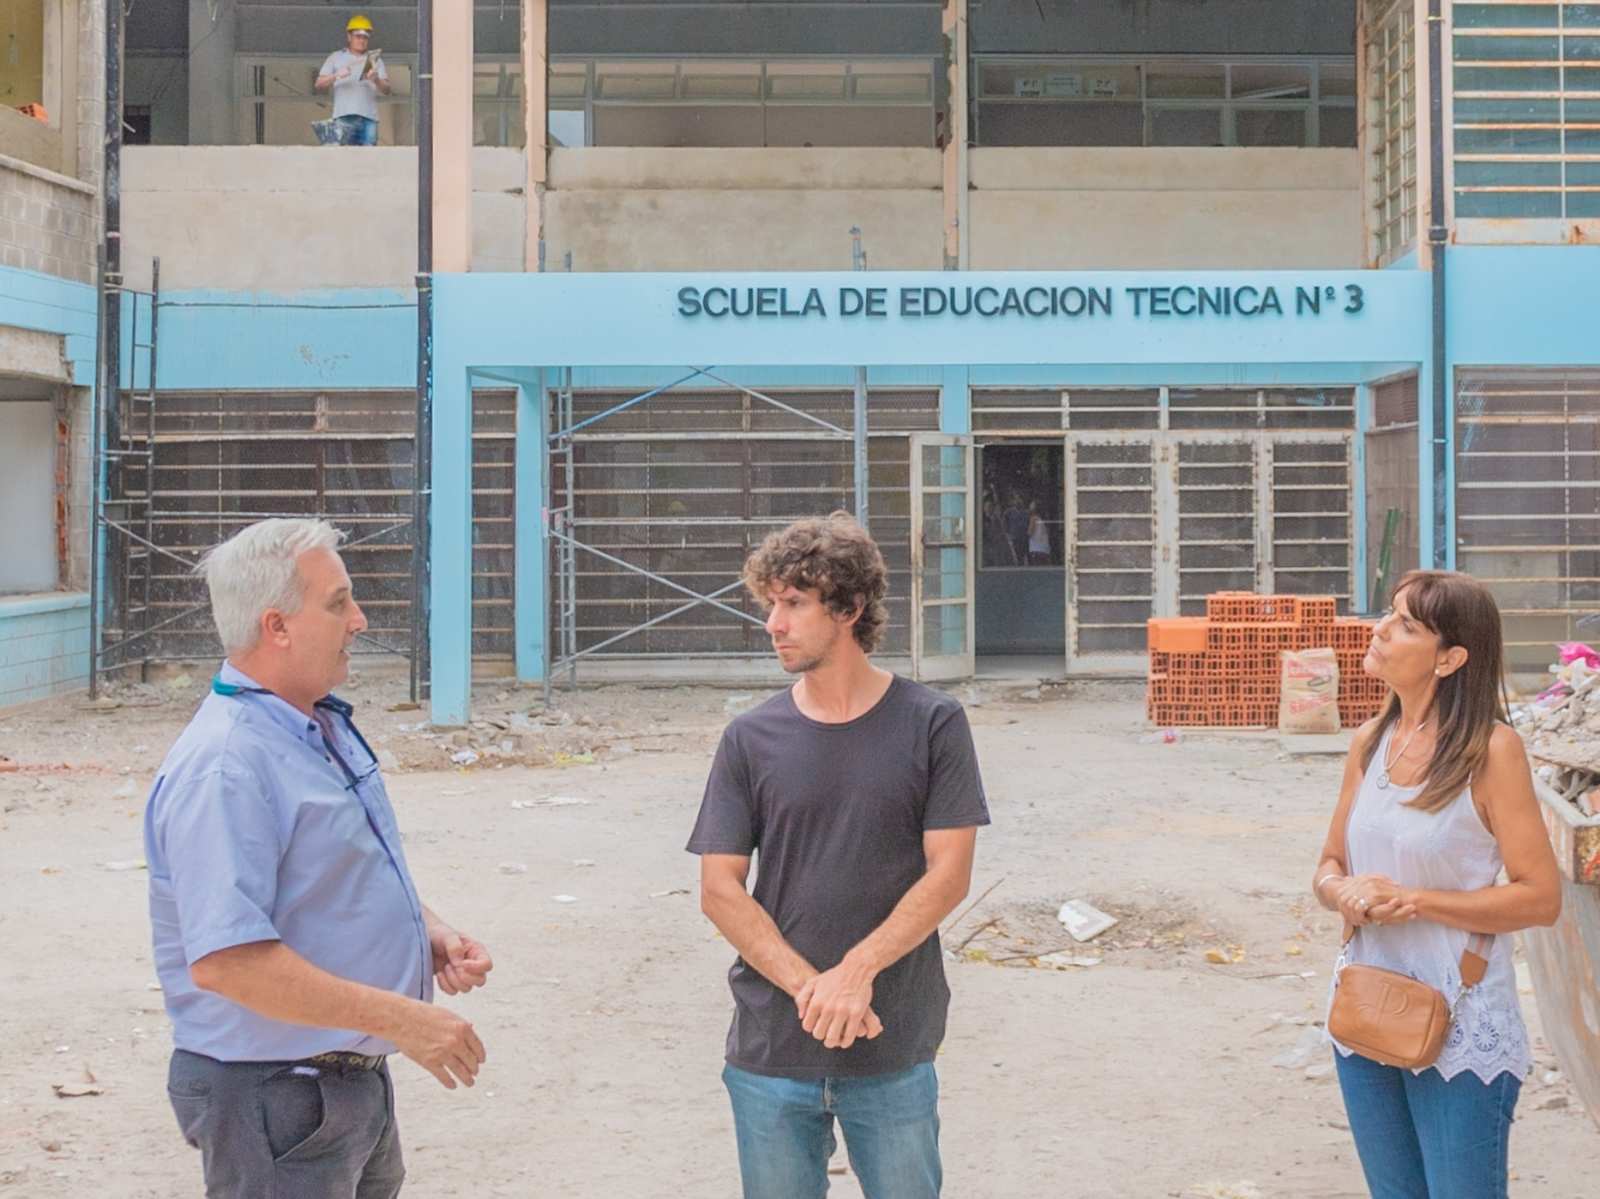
1, 668, 1595, 1198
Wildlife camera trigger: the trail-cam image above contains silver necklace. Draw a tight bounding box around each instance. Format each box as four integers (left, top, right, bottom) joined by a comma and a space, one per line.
1377, 719, 1429, 789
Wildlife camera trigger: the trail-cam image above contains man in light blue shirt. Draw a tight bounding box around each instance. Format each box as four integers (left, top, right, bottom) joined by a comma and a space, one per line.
146, 518, 493, 1197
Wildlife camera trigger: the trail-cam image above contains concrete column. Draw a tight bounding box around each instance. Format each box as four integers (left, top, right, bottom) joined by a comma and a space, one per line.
1411, 0, 1435, 271
522, 0, 548, 270
429, 348, 473, 726
941, 0, 970, 271
433, 1, 473, 272
513, 376, 547, 682
940, 364, 971, 434
187, 0, 237, 146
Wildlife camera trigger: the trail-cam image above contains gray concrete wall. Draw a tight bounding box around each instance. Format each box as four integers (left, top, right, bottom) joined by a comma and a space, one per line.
119, 147, 526, 289
968, 147, 1363, 269
971, 0, 1355, 55
544, 147, 945, 270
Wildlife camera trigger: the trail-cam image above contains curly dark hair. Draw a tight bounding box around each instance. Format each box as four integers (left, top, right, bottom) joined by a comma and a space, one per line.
743, 511, 889, 653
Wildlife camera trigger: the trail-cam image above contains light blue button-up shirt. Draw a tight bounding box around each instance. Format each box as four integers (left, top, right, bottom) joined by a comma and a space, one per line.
144, 662, 432, 1061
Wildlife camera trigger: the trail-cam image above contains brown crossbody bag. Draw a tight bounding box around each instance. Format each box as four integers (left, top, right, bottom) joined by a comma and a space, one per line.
1327, 922, 1493, 1070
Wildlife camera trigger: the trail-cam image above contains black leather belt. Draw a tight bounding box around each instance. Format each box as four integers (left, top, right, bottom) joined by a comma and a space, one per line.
303, 1051, 385, 1072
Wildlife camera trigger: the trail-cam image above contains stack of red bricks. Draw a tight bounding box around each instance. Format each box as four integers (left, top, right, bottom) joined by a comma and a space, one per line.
1146, 592, 1390, 729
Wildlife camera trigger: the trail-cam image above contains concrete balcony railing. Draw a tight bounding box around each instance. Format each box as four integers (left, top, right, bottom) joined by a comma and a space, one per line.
118, 144, 1363, 291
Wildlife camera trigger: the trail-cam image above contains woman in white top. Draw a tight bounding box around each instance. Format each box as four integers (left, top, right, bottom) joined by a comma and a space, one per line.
1313, 570, 1560, 1199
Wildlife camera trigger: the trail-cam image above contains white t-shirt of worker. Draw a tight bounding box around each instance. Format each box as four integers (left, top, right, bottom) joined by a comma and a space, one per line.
320, 49, 388, 121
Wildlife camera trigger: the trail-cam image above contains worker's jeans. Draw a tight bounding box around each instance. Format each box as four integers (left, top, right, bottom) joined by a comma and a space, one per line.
723, 1062, 941, 1199
334, 115, 379, 146
1335, 1049, 1521, 1199
167, 1049, 405, 1198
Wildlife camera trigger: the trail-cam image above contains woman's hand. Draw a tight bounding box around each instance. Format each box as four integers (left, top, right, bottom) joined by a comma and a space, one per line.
1336, 874, 1417, 926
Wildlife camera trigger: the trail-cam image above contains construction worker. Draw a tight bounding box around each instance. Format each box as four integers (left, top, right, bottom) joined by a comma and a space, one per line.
146, 519, 492, 1196
689, 512, 989, 1198
315, 14, 391, 146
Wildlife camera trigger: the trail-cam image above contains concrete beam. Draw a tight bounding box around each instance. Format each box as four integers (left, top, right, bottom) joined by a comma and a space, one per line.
941, 0, 969, 270
523, 0, 548, 270
433, 1, 474, 273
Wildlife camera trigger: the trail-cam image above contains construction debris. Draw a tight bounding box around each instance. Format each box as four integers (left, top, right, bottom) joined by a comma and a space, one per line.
1057, 899, 1118, 943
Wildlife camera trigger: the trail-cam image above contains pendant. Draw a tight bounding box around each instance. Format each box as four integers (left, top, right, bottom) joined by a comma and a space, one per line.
1376, 772, 1391, 790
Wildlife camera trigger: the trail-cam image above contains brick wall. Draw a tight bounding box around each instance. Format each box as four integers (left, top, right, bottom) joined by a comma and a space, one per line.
0, 0, 103, 286
0, 595, 90, 708
0, 166, 97, 283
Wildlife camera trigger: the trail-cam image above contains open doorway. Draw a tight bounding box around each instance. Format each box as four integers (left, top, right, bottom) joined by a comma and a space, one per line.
975, 442, 1066, 667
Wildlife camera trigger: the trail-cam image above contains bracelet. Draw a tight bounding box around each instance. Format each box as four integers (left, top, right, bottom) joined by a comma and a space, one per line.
1314, 872, 1343, 896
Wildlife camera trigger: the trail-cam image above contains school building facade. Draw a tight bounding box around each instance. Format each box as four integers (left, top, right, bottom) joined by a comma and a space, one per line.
2, 1, 1597, 721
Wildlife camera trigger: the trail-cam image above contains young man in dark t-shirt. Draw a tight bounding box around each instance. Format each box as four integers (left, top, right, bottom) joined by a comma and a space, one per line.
688, 511, 989, 1198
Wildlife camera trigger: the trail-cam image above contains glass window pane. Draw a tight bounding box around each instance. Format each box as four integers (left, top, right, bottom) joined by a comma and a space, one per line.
1319, 105, 1357, 147
1148, 62, 1225, 99
549, 64, 588, 98
977, 100, 1142, 146
767, 62, 847, 99
682, 62, 760, 99
1230, 63, 1310, 101
1454, 34, 1559, 63
473, 67, 503, 97
1236, 108, 1307, 147
595, 61, 676, 99
1149, 107, 1221, 146
853, 61, 932, 102
548, 107, 586, 148
1319, 62, 1357, 99
261, 61, 319, 99
1455, 4, 1560, 29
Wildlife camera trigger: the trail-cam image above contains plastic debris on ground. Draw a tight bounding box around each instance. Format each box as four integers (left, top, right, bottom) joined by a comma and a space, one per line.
511, 796, 591, 809
1056, 899, 1118, 943
1270, 1025, 1328, 1071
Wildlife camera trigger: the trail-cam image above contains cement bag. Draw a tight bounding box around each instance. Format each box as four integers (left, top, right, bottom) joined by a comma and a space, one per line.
1279, 647, 1340, 734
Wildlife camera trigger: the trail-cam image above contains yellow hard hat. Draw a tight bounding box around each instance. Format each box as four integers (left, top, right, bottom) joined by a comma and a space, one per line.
346, 14, 374, 33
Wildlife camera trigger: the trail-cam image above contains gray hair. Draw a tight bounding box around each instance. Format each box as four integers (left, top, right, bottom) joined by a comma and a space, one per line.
196, 519, 347, 655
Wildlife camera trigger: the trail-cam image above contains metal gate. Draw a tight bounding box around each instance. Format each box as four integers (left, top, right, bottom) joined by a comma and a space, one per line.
1064, 429, 1354, 671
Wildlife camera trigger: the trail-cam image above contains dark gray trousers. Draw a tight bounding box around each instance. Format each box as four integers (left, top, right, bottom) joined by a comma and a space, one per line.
168, 1049, 405, 1198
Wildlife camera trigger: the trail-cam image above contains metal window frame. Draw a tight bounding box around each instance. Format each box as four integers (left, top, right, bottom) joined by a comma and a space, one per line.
1450, 1, 1600, 224
970, 53, 1356, 148
1367, 0, 1419, 263
549, 54, 940, 149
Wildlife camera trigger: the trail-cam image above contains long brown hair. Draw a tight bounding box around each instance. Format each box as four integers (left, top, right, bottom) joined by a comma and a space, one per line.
1358, 570, 1509, 813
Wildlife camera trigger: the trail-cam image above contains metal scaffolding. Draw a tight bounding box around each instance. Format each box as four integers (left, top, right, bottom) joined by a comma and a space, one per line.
542, 367, 870, 703
88, 261, 437, 697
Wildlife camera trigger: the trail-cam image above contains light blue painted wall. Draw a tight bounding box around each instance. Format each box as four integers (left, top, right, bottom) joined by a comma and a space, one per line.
128, 288, 418, 391
1443, 247, 1600, 569
0, 264, 98, 393
0, 266, 100, 707
0, 594, 91, 707
427, 269, 1432, 721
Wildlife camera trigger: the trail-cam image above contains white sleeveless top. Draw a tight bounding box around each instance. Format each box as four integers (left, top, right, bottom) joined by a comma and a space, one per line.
1326, 725, 1531, 1084
1028, 517, 1050, 555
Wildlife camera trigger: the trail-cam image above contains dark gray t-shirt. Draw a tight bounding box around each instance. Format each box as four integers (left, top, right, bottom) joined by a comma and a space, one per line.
687, 675, 989, 1078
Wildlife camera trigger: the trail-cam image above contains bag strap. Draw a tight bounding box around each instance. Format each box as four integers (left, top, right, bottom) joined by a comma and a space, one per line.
1341, 922, 1494, 991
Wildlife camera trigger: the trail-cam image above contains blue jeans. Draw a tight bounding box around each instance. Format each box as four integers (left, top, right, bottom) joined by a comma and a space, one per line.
1335, 1050, 1520, 1199
723, 1062, 941, 1199
334, 115, 379, 146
